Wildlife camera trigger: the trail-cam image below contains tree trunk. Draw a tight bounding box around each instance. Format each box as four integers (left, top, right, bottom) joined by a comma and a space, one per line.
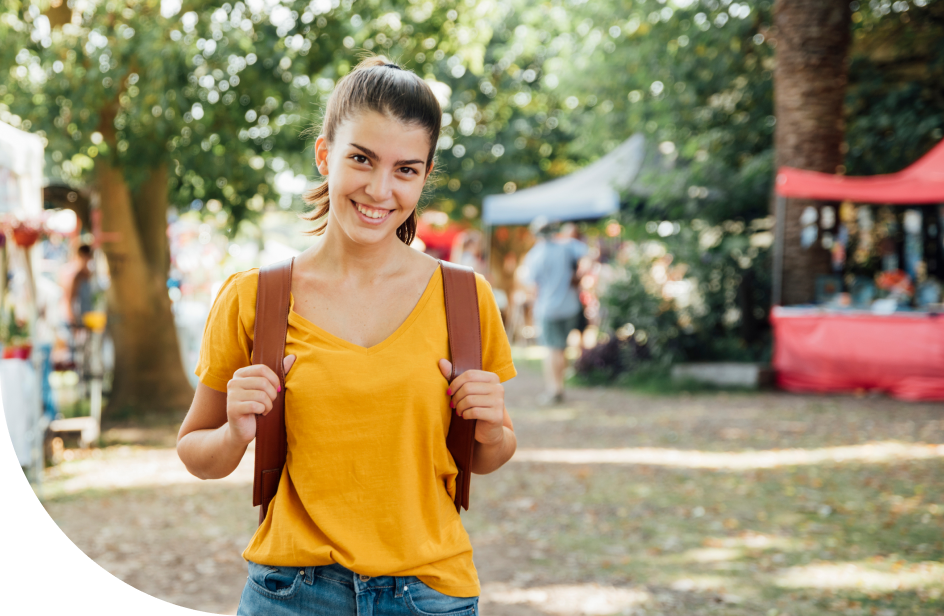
773, 0, 851, 305
96, 161, 194, 418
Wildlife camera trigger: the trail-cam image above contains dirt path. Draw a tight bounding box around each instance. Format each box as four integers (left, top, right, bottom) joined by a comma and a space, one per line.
40, 368, 944, 615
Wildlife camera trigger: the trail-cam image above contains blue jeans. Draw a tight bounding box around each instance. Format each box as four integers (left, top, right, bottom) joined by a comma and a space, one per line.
237, 561, 479, 616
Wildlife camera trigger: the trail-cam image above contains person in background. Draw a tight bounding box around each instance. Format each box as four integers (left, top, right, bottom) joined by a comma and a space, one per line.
59, 244, 94, 327
451, 229, 487, 275
521, 217, 588, 405
559, 222, 590, 336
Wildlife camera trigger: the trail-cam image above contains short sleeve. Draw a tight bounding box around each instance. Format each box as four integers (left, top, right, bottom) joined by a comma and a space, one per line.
475, 274, 517, 383
520, 245, 540, 285
570, 239, 588, 260
194, 271, 255, 392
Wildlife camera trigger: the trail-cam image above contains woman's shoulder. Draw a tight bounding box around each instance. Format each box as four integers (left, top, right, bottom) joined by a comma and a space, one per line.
213, 268, 262, 314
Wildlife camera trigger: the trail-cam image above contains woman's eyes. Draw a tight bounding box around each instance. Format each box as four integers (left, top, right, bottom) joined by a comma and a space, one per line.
349, 155, 419, 176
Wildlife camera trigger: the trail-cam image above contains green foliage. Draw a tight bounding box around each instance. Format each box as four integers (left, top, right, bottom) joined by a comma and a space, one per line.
599, 243, 684, 368
554, 0, 777, 223
0, 304, 30, 346
845, 0, 944, 175
663, 216, 773, 363
2, 0, 941, 229
578, 215, 771, 379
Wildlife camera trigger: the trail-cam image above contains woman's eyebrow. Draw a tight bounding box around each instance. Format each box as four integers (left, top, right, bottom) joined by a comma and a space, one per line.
349, 143, 424, 167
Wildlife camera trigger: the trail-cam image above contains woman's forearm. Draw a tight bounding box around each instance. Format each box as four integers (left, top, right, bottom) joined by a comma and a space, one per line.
177, 424, 250, 480
471, 426, 517, 475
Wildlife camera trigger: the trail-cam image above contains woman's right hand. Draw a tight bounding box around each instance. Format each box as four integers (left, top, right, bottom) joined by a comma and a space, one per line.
226, 355, 296, 445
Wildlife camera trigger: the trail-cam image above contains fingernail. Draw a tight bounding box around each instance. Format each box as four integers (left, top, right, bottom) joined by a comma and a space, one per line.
447, 388, 452, 395
450, 401, 455, 408
278, 385, 281, 392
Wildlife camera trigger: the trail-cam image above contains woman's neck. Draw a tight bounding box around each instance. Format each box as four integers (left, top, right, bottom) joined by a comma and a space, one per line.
304, 219, 413, 284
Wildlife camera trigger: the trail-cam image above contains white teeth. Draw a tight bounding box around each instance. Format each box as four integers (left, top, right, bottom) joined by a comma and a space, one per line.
355, 203, 389, 219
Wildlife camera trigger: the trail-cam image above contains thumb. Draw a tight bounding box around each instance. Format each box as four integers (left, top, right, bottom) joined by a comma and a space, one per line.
438, 358, 452, 381
283, 354, 297, 376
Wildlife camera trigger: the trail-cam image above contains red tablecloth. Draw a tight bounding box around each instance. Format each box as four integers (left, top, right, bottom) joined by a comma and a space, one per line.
771, 307, 944, 401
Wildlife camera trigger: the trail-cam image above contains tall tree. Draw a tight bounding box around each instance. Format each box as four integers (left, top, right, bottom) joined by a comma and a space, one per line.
772, 0, 851, 305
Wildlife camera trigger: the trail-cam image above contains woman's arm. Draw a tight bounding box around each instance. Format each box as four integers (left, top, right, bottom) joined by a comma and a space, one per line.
177, 384, 250, 480
470, 407, 516, 475
177, 357, 294, 480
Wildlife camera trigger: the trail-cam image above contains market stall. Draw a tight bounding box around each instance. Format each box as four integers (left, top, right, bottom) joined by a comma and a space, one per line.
0, 122, 46, 560
0, 120, 46, 479
771, 140, 944, 400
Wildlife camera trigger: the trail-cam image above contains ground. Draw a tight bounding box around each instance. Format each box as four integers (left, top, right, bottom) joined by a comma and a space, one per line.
37, 365, 944, 615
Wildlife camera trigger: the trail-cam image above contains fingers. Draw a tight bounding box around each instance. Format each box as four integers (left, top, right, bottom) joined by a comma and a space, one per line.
438, 358, 452, 380
233, 363, 281, 393
445, 368, 500, 395
229, 388, 273, 415
449, 381, 498, 402
454, 395, 503, 421
229, 375, 278, 402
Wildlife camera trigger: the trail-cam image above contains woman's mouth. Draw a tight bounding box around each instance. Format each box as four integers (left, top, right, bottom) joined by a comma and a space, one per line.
352, 200, 393, 224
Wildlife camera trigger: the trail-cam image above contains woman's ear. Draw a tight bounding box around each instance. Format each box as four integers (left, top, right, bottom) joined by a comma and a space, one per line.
315, 135, 329, 175
424, 159, 435, 181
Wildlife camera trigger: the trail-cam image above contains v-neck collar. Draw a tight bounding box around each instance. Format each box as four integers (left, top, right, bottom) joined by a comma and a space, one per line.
286, 264, 442, 355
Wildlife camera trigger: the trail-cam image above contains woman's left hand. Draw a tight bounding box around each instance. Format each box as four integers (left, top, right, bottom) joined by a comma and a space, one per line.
438, 359, 506, 446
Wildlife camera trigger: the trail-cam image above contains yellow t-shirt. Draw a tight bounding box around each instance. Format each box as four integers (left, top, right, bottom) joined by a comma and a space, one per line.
195, 264, 516, 597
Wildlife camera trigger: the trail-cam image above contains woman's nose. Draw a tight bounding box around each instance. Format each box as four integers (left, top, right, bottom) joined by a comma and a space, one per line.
365, 169, 393, 202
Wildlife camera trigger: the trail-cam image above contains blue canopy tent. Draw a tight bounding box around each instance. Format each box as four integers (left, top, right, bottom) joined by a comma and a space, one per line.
482, 133, 646, 226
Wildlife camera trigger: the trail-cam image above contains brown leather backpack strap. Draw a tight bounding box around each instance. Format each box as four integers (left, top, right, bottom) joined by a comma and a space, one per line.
440, 260, 482, 512
251, 257, 294, 525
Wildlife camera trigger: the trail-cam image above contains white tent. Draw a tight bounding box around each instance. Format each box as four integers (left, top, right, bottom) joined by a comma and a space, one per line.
0, 121, 45, 216
482, 134, 646, 225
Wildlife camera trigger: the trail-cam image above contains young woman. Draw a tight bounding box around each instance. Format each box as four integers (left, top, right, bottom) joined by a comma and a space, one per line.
176, 56, 517, 616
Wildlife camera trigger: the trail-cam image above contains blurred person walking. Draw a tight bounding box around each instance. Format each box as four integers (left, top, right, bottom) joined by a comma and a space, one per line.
521, 217, 588, 405
177, 57, 516, 616
59, 244, 94, 327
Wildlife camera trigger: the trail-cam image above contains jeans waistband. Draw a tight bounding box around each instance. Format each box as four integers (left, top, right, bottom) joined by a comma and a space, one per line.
303, 562, 419, 596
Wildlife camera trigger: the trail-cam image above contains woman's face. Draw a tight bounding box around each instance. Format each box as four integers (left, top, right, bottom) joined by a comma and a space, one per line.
315, 110, 433, 246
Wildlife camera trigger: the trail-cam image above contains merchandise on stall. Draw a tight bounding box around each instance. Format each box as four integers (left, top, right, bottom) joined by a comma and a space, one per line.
772, 140, 944, 400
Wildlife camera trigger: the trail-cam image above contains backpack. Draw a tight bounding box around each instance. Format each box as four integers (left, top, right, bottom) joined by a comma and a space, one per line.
250, 257, 481, 525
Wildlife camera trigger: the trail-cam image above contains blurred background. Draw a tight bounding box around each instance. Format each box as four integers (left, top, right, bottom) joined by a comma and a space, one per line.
2, 0, 944, 614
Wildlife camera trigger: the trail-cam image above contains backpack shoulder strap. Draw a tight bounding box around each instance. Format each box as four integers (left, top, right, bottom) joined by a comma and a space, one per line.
251, 257, 294, 525
440, 260, 482, 513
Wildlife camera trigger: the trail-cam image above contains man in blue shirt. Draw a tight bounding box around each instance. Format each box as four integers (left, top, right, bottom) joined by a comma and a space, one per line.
521, 217, 588, 404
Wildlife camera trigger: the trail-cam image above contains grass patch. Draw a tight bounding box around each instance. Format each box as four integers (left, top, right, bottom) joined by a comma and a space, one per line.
571, 364, 756, 395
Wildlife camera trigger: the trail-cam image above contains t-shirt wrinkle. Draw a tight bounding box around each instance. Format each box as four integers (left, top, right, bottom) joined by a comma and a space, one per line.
194, 267, 516, 597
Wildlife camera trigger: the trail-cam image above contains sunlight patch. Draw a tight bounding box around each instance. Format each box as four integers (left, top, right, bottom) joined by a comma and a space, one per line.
481, 582, 651, 615
669, 576, 734, 592
40, 447, 253, 498
680, 547, 742, 563
703, 531, 800, 551
512, 442, 944, 469
776, 561, 944, 591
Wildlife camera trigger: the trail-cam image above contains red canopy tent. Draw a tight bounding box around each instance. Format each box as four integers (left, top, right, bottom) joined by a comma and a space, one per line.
775, 140, 944, 204
414, 216, 466, 260
770, 139, 944, 401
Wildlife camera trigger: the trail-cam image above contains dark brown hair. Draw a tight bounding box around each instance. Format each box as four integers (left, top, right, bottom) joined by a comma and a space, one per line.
300, 56, 442, 245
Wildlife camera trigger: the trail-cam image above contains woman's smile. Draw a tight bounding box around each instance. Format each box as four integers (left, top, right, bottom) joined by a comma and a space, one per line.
352, 200, 394, 224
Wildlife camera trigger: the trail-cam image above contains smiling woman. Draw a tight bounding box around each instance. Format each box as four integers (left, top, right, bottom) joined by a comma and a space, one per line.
175, 55, 517, 616
300, 56, 443, 245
